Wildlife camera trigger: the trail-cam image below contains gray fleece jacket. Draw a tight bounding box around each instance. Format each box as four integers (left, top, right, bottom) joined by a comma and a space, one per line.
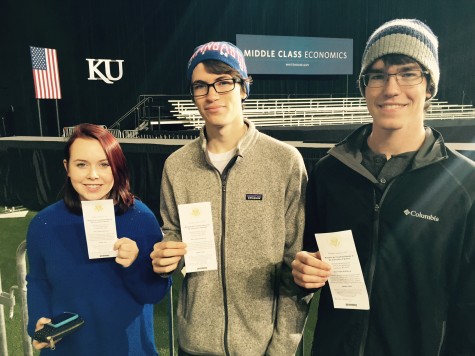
160, 119, 309, 355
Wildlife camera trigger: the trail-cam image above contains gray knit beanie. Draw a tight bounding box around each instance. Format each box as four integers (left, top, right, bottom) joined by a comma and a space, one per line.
359, 19, 439, 98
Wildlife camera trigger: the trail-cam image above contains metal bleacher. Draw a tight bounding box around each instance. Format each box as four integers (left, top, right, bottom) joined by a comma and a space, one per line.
168, 97, 475, 129
62, 96, 475, 138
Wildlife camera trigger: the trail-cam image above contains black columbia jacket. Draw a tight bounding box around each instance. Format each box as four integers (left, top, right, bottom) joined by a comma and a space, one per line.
304, 124, 475, 356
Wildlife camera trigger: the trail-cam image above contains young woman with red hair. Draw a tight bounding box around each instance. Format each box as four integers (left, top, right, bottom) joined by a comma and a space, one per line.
26, 123, 170, 355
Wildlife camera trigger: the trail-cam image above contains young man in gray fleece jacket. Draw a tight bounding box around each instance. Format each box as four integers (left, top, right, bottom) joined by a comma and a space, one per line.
150, 41, 310, 355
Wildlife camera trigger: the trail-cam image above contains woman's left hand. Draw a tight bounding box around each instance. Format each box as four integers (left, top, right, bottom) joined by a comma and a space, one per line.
114, 238, 139, 267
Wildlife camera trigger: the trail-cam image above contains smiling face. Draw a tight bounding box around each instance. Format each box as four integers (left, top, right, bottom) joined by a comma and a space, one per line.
191, 62, 246, 130
64, 137, 114, 201
364, 58, 431, 133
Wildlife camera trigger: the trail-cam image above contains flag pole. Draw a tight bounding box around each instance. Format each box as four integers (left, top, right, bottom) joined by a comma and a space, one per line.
55, 99, 61, 136
36, 99, 43, 136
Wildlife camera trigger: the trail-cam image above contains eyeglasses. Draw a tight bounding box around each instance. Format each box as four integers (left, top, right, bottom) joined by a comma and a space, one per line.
360, 70, 429, 88
190, 78, 241, 97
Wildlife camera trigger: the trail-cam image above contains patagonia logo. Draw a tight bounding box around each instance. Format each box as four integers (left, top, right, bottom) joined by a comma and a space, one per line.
403, 209, 439, 222
246, 194, 263, 201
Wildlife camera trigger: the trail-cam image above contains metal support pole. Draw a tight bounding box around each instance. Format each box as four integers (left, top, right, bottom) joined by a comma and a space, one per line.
167, 280, 175, 355
55, 99, 61, 137
1, 116, 6, 137
36, 100, 43, 136
158, 106, 162, 132
0, 272, 10, 356
16, 241, 33, 356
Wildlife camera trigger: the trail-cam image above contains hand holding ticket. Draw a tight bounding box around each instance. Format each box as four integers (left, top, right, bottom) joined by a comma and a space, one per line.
315, 230, 370, 310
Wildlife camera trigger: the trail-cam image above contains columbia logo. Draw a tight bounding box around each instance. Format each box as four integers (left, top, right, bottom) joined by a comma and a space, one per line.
404, 209, 439, 222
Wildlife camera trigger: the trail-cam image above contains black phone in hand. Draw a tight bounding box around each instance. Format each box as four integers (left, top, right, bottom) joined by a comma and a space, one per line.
33, 312, 84, 350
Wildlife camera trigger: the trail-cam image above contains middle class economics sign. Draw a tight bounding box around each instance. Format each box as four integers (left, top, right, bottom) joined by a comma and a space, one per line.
236, 34, 353, 75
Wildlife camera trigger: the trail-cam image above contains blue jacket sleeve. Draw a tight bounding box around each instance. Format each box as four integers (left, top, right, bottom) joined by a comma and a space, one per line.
118, 202, 171, 305
25, 215, 53, 337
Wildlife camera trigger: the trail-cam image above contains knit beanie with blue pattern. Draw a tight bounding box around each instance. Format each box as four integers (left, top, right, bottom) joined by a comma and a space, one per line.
359, 19, 439, 97
186, 41, 250, 96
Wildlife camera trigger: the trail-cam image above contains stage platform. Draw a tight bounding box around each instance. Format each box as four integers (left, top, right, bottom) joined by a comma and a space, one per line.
1, 133, 475, 215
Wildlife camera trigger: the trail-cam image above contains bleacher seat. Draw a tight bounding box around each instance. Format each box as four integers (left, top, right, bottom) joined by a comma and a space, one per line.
167, 97, 475, 129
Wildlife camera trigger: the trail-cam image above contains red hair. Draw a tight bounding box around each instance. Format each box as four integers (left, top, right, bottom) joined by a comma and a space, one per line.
63, 124, 134, 214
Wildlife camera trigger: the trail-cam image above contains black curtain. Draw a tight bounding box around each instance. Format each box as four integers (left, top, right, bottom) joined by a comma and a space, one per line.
2, 0, 475, 136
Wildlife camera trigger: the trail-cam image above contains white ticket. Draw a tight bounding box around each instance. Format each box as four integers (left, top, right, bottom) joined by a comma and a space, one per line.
178, 202, 217, 273
81, 199, 118, 259
316, 230, 370, 310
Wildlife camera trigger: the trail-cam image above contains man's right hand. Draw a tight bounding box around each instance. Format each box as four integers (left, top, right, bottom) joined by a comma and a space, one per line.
150, 241, 187, 274
291, 251, 332, 289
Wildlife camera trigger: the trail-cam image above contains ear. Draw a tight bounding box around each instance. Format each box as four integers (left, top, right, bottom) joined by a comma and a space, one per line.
63, 159, 69, 175
241, 88, 248, 101
425, 80, 433, 100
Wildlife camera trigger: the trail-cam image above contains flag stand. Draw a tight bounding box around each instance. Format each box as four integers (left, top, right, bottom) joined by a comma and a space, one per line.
36, 99, 43, 136
55, 99, 61, 136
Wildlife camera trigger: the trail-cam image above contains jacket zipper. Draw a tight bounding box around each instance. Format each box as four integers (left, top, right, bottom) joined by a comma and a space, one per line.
358, 183, 393, 356
219, 156, 238, 356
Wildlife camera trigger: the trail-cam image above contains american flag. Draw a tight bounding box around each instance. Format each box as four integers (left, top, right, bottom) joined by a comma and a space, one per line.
30, 46, 62, 99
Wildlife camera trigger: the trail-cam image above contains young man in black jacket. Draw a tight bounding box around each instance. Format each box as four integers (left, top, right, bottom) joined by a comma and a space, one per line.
292, 18, 475, 355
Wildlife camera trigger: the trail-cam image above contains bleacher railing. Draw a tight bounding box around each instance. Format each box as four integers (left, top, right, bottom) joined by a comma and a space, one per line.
168, 97, 475, 129
64, 96, 475, 137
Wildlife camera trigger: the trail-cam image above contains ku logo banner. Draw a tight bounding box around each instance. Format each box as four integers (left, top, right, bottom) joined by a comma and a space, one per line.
86, 58, 124, 84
